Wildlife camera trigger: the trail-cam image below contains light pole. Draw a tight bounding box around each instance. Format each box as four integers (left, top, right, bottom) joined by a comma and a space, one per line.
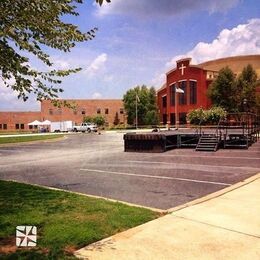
175, 87, 184, 129
136, 93, 140, 129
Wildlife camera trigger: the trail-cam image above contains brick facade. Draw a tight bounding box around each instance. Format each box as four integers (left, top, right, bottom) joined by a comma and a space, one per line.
41, 99, 125, 127
0, 99, 125, 131
0, 112, 41, 131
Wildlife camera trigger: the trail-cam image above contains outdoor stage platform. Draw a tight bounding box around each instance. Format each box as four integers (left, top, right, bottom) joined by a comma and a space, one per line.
124, 113, 260, 152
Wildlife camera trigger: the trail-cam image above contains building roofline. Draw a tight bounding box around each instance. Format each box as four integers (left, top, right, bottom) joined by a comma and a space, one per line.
166, 65, 202, 75
0, 111, 40, 113
41, 98, 123, 102
156, 83, 167, 93
198, 54, 260, 68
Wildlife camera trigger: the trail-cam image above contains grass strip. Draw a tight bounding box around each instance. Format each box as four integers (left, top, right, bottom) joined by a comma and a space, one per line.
0, 180, 160, 259
0, 135, 63, 144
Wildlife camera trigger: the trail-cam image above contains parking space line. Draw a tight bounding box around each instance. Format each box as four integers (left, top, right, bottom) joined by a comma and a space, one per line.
128, 160, 259, 171
80, 168, 231, 186
154, 154, 260, 160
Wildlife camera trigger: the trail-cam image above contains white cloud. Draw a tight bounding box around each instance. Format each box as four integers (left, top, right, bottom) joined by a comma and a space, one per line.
84, 53, 108, 78
151, 73, 166, 88
52, 58, 71, 70
96, 0, 239, 18
0, 79, 40, 111
167, 18, 260, 69
92, 92, 102, 99
0, 80, 18, 102
103, 75, 114, 82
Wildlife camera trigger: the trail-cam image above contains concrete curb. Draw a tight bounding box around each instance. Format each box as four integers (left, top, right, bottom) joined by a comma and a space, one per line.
74, 172, 260, 259
166, 172, 260, 213
5, 180, 166, 214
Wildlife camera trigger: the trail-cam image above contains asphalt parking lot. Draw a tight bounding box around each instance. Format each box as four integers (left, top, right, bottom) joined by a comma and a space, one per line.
0, 132, 259, 210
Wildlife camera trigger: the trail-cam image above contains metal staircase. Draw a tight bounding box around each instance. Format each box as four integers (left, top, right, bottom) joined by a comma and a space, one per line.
196, 134, 219, 152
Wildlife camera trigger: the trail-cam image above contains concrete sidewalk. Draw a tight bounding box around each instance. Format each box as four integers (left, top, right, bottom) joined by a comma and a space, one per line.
75, 173, 260, 260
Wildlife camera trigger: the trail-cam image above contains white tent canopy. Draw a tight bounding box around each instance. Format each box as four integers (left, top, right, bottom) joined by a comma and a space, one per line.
28, 120, 42, 126
42, 120, 51, 125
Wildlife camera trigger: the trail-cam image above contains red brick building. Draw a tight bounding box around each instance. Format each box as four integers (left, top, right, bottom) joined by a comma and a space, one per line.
157, 55, 260, 126
0, 99, 125, 131
0, 112, 41, 131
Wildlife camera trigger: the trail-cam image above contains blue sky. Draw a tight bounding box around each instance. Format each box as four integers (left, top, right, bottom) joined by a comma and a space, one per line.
0, 0, 259, 111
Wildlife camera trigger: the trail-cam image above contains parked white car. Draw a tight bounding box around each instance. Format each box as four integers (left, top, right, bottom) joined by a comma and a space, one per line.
72, 123, 97, 133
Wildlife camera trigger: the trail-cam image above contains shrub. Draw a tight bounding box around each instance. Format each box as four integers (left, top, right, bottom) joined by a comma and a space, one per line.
187, 107, 226, 125
187, 107, 206, 125
206, 107, 227, 124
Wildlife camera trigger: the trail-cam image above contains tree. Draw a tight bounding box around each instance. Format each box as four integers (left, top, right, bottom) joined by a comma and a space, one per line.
113, 112, 120, 125
0, 0, 110, 103
123, 85, 159, 125
83, 115, 105, 126
83, 116, 94, 123
207, 67, 237, 112
236, 64, 258, 112
144, 110, 159, 125
208, 65, 259, 113
93, 115, 105, 127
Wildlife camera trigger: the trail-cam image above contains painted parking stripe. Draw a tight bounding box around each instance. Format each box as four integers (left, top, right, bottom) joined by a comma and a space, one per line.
128, 160, 259, 171
153, 154, 260, 160
80, 168, 231, 186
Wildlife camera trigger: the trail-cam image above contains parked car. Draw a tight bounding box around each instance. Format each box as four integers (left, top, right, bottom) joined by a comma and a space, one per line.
72, 123, 97, 133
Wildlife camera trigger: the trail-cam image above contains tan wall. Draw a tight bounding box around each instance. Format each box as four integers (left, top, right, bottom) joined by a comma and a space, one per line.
41, 99, 126, 127
0, 112, 41, 131
198, 55, 260, 77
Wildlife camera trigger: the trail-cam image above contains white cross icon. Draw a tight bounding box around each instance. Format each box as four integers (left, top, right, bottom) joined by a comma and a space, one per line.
179, 63, 186, 75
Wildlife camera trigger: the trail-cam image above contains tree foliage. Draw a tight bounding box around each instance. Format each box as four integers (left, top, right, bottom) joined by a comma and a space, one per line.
208, 65, 259, 113
83, 115, 105, 126
236, 64, 258, 112
113, 112, 120, 125
0, 0, 110, 102
123, 85, 159, 125
207, 67, 237, 112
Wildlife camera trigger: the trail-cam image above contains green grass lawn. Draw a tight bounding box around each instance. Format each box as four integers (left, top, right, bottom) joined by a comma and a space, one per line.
0, 181, 161, 259
0, 131, 33, 135
0, 135, 64, 144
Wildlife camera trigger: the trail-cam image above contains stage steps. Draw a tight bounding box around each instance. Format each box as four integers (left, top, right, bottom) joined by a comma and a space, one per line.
196, 134, 219, 152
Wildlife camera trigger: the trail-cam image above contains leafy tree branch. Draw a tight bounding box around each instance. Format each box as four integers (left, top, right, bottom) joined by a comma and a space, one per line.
0, 0, 110, 103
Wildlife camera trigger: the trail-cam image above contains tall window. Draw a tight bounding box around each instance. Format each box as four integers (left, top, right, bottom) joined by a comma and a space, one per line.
15, 124, 19, 130
105, 108, 109, 114
97, 108, 101, 114
0, 124, 2, 130
178, 81, 187, 105
162, 96, 167, 108
170, 84, 176, 106
190, 80, 197, 104
3, 124, 7, 130
119, 108, 124, 114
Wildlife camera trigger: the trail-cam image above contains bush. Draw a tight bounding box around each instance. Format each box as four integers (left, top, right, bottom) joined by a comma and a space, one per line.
187, 107, 226, 125
206, 107, 227, 124
187, 107, 206, 125
83, 115, 105, 126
